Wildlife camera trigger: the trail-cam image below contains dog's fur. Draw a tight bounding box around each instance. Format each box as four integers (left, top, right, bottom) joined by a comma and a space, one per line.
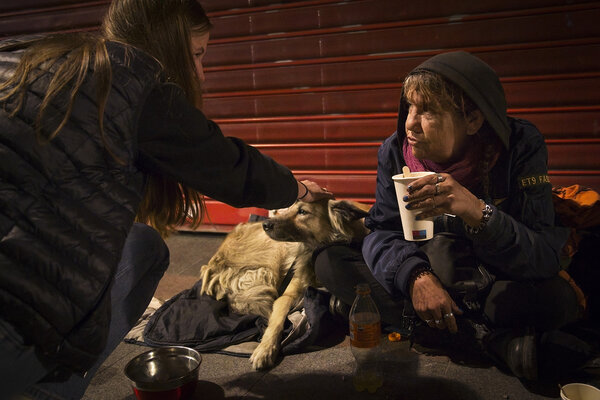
199, 199, 370, 369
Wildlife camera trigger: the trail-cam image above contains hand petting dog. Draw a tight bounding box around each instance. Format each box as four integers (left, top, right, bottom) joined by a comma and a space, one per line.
297, 179, 335, 202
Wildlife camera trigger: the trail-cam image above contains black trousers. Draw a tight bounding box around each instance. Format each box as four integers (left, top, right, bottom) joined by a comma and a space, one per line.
314, 236, 579, 331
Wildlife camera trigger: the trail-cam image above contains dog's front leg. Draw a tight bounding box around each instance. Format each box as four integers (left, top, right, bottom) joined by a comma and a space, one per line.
249, 277, 303, 370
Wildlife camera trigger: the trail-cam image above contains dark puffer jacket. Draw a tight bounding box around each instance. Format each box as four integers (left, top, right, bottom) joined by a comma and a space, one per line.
0, 41, 162, 373
0, 38, 298, 375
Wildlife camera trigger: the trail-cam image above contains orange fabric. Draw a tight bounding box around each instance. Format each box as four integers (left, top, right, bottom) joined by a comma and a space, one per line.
552, 184, 600, 316
552, 184, 600, 228
552, 185, 600, 258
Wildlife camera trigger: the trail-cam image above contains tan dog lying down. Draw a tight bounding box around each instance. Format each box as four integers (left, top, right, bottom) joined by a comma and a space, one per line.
199, 199, 370, 370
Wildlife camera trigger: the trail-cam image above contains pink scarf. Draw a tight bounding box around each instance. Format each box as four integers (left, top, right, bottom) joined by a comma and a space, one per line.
402, 135, 497, 193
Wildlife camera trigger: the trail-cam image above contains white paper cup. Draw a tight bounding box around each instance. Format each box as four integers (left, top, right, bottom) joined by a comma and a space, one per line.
392, 171, 435, 241
560, 383, 600, 400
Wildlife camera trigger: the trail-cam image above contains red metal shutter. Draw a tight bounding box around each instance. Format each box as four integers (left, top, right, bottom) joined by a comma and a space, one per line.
2, 0, 599, 231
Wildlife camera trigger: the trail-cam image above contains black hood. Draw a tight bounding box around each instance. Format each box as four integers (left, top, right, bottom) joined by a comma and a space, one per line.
397, 51, 510, 149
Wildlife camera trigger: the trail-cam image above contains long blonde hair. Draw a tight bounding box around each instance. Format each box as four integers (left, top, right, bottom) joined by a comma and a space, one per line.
0, 0, 212, 236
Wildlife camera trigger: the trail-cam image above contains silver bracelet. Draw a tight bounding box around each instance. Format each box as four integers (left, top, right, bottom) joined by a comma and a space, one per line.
465, 201, 493, 235
297, 181, 309, 200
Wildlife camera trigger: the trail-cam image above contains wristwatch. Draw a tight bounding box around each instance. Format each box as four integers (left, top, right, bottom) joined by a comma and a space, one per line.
465, 200, 493, 235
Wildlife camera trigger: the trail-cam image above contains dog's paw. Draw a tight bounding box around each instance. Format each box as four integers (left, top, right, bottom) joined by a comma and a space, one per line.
249, 341, 279, 370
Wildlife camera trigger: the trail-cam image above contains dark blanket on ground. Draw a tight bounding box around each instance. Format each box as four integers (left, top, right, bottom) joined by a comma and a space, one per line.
141, 280, 339, 356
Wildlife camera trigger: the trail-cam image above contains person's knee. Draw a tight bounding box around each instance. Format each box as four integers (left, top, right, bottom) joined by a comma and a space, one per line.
128, 223, 170, 274
484, 277, 579, 330
314, 245, 352, 286
540, 275, 579, 328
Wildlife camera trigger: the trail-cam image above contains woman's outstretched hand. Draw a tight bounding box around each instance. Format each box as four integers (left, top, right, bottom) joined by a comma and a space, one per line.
297, 180, 335, 202
403, 172, 483, 227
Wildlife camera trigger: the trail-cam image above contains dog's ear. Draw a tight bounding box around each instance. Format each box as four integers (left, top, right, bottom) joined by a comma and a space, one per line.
328, 199, 370, 221
327, 200, 370, 242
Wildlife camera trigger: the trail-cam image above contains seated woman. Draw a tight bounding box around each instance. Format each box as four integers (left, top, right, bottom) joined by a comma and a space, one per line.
315, 51, 584, 380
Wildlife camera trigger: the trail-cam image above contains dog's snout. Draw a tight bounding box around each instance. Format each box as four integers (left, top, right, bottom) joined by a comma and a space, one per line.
262, 220, 274, 232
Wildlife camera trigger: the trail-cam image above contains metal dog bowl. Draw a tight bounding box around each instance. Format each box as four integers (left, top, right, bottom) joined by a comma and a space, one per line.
124, 346, 201, 400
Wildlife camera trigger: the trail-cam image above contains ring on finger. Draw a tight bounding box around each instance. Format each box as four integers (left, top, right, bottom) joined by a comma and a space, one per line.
435, 183, 440, 195
436, 173, 444, 183
425, 319, 434, 324
443, 312, 454, 319
434, 319, 442, 324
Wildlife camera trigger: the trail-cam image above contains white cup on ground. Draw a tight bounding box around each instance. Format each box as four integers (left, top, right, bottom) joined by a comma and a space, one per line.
560, 383, 600, 400
392, 171, 435, 241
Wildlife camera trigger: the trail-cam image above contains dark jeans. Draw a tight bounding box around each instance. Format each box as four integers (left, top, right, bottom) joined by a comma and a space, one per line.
315, 243, 406, 329
1, 223, 169, 400
314, 236, 579, 331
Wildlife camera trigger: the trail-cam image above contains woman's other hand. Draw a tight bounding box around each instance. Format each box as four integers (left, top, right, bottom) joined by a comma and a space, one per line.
404, 173, 483, 227
410, 272, 463, 333
297, 180, 335, 202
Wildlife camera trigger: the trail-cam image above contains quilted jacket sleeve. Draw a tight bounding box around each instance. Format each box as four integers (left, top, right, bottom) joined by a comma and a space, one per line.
136, 83, 298, 210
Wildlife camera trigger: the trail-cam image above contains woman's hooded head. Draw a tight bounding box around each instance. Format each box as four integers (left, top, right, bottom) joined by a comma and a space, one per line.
397, 51, 510, 150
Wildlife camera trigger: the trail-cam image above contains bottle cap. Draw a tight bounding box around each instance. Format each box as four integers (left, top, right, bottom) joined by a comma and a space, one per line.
355, 283, 371, 295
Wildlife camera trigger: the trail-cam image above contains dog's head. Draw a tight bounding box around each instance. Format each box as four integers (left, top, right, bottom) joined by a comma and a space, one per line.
262, 199, 370, 247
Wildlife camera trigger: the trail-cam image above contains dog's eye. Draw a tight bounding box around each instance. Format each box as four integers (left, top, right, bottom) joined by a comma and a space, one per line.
297, 209, 307, 215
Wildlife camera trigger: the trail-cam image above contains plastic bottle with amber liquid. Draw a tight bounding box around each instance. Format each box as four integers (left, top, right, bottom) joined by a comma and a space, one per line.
349, 282, 383, 393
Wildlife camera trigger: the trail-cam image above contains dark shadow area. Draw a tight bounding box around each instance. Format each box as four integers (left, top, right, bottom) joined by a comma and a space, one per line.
191, 380, 226, 400
409, 319, 494, 370
523, 359, 600, 398
307, 317, 348, 349
224, 369, 482, 400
